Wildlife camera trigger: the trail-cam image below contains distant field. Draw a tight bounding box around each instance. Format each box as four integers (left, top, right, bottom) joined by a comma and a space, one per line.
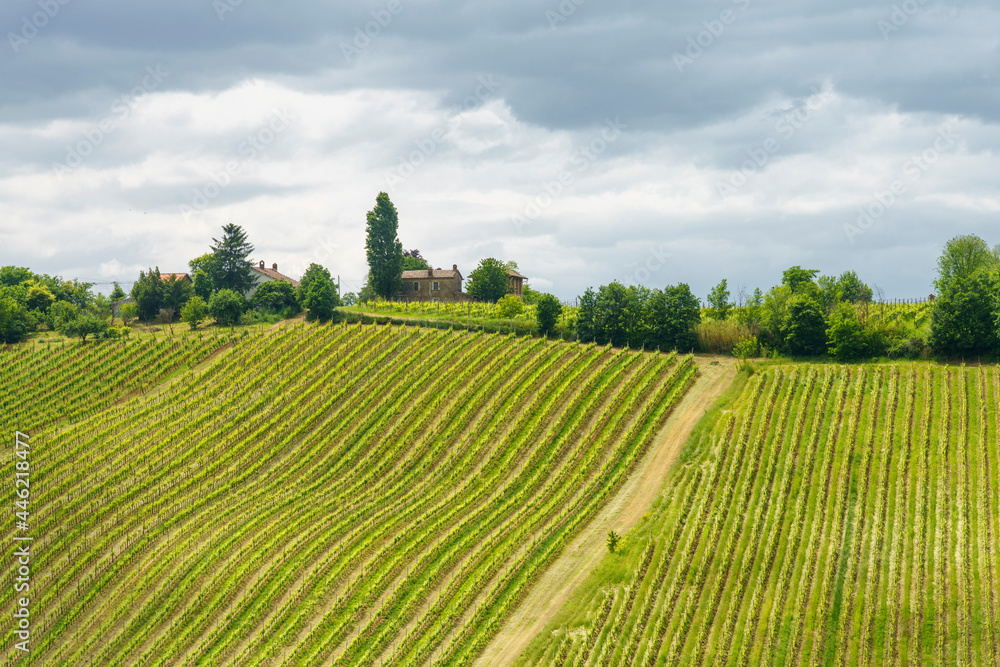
1, 322, 695, 666
523, 363, 1000, 667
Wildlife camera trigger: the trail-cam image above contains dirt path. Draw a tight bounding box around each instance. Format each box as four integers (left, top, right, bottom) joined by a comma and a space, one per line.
474, 356, 737, 666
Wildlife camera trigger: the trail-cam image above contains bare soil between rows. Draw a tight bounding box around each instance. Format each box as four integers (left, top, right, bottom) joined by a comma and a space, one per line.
474, 355, 737, 666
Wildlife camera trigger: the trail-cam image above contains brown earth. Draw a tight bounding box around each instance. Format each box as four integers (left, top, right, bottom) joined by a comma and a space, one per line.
474, 355, 737, 666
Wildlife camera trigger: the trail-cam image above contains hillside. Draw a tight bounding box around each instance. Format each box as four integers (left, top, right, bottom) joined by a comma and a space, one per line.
520, 364, 1000, 666
1, 322, 696, 666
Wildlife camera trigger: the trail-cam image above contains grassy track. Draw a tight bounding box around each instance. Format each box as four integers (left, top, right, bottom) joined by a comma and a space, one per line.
519, 363, 1000, 667
0, 321, 694, 666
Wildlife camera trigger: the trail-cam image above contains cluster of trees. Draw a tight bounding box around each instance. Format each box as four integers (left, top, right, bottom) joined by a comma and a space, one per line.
575, 282, 701, 350
359, 192, 563, 333
128, 224, 341, 329
0, 266, 119, 343
689, 234, 999, 361
928, 234, 1000, 356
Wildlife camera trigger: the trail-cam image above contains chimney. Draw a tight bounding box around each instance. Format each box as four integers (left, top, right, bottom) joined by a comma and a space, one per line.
259, 260, 265, 269
452, 264, 457, 271
427, 268, 433, 277
272, 263, 278, 271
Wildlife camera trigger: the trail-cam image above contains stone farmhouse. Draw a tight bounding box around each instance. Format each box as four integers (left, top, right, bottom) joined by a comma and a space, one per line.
400, 265, 469, 303
398, 265, 529, 303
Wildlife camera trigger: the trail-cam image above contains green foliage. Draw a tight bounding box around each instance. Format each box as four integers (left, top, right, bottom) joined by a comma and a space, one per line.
131, 268, 164, 322
781, 266, 819, 293
209, 224, 255, 295
252, 280, 299, 313
101, 324, 131, 340
467, 258, 511, 303
365, 192, 404, 299
0, 296, 32, 344
49, 300, 80, 330
781, 296, 826, 356
649, 283, 701, 352
576, 288, 597, 342
707, 278, 732, 320
208, 289, 246, 327
342, 292, 358, 306
109, 282, 126, 302
928, 235, 1000, 356
402, 249, 430, 271
26, 284, 55, 313
826, 302, 867, 361
0, 266, 34, 287
521, 283, 540, 304
594, 281, 631, 346
161, 275, 193, 316
535, 293, 563, 335
733, 334, 760, 372
607, 530, 622, 554
181, 296, 210, 330
836, 270, 874, 303
930, 272, 998, 356
302, 281, 337, 322
298, 263, 339, 321
933, 234, 998, 294
119, 302, 138, 326
496, 294, 525, 319
59, 313, 109, 342
734, 287, 764, 329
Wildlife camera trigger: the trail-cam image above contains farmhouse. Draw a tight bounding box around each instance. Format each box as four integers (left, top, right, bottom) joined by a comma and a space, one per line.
248, 261, 300, 300
400, 264, 470, 303
507, 268, 527, 298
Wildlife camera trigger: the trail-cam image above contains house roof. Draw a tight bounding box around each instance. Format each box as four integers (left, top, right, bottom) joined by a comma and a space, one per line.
161, 273, 192, 283
251, 265, 300, 287
506, 269, 528, 280
402, 268, 461, 280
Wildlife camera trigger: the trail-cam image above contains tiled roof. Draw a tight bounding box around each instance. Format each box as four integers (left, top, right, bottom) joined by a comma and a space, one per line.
251, 265, 300, 287
402, 268, 461, 280
506, 269, 527, 279
161, 273, 192, 283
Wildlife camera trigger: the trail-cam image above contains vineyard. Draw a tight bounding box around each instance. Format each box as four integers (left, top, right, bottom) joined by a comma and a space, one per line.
522, 363, 1000, 666
1, 321, 695, 666
0, 335, 225, 435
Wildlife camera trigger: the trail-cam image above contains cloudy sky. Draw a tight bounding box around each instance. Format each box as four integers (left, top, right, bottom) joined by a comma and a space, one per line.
1, 0, 997, 300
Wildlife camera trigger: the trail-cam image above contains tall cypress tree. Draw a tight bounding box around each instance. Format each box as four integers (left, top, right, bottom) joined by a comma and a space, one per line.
210, 224, 255, 295
365, 192, 403, 299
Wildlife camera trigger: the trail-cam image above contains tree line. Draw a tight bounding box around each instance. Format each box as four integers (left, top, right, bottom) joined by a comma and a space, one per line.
572, 234, 1000, 361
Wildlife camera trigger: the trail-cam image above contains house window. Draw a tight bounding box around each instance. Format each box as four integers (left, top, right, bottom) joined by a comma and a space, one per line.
413, 282, 419, 291
432, 281, 439, 291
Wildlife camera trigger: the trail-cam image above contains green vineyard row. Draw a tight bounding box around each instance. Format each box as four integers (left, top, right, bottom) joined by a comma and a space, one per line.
526, 363, 1000, 667
1, 321, 695, 666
